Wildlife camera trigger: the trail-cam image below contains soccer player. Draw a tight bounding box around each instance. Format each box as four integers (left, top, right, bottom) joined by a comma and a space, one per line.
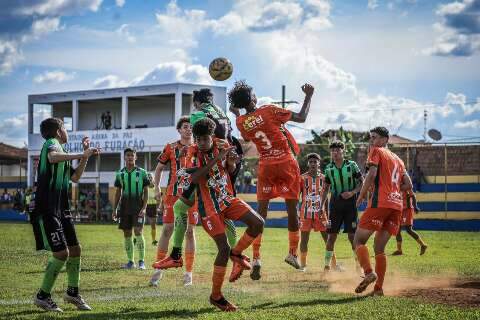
392, 189, 427, 256
298, 153, 336, 271
230, 81, 314, 279
179, 118, 264, 311
149, 116, 198, 287
353, 127, 413, 296
32, 117, 98, 312
321, 141, 363, 272
112, 148, 150, 270
146, 173, 158, 246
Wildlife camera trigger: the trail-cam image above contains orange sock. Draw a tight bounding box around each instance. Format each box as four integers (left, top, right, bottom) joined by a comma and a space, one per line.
288, 230, 299, 256
374, 253, 387, 290
211, 265, 227, 299
252, 234, 262, 260
332, 253, 337, 268
300, 251, 307, 267
355, 245, 373, 274
185, 251, 195, 273
156, 248, 167, 262
232, 233, 255, 256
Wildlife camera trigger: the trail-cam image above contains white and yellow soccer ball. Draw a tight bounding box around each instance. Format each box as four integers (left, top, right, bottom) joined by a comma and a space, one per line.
208, 57, 233, 81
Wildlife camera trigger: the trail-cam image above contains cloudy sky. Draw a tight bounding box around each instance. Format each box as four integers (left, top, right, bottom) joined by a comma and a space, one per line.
1, 0, 479, 146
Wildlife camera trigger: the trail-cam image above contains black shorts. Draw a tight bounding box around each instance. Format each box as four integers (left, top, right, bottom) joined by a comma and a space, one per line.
33, 211, 79, 252
327, 196, 358, 234
146, 204, 157, 218
118, 214, 145, 230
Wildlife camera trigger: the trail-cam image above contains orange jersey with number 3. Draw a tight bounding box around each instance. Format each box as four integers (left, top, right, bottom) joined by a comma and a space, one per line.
236, 105, 300, 164
367, 147, 406, 211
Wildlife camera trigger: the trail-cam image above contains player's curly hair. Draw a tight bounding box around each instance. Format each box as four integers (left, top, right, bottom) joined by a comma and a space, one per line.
176, 116, 190, 130
329, 141, 345, 149
192, 118, 216, 137
307, 153, 321, 161
40, 118, 63, 140
193, 88, 213, 104
370, 126, 389, 138
228, 80, 253, 109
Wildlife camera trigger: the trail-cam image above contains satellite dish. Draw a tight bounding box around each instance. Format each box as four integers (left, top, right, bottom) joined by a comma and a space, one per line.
428, 129, 442, 141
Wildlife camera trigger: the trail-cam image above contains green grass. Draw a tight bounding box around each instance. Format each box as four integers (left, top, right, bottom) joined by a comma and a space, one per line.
0, 223, 479, 319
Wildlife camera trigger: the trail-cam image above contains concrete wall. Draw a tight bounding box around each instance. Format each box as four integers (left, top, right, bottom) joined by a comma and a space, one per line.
78, 98, 122, 130
127, 95, 175, 128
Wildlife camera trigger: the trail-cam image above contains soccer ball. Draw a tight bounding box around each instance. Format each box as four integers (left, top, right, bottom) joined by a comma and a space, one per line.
209, 57, 233, 81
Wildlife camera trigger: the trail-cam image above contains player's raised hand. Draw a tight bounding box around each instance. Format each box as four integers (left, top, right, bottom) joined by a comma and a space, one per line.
81, 136, 90, 151
218, 145, 235, 160
302, 83, 314, 97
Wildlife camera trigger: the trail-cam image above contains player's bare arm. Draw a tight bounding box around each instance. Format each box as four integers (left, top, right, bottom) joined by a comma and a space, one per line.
190, 146, 234, 184
356, 165, 377, 207
70, 148, 99, 183
112, 186, 122, 221
400, 172, 413, 191
229, 105, 241, 117
289, 83, 314, 123
154, 161, 166, 201
138, 186, 148, 218
341, 175, 364, 200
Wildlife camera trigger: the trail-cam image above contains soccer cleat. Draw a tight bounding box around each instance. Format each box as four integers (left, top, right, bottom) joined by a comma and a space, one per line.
229, 261, 247, 283
392, 250, 403, 256
149, 269, 163, 287
355, 272, 378, 294
34, 295, 63, 312
298, 266, 306, 272
323, 265, 331, 273
420, 245, 428, 256
229, 252, 251, 270
138, 260, 146, 270
209, 295, 238, 312
333, 264, 345, 272
63, 293, 92, 311
367, 288, 384, 297
284, 254, 301, 269
250, 259, 262, 280
152, 256, 183, 270
183, 272, 193, 286
152, 240, 158, 246
122, 261, 136, 269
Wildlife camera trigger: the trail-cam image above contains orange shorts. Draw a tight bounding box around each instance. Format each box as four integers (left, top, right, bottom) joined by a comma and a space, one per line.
200, 198, 253, 238
401, 208, 414, 226
162, 195, 198, 225
358, 207, 401, 236
257, 157, 301, 201
300, 213, 328, 232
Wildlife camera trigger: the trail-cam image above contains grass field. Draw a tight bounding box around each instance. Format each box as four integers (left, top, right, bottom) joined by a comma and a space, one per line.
0, 222, 479, 319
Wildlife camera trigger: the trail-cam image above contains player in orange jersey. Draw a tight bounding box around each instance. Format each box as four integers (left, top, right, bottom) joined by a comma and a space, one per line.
392, 189, 427, 256
149, 116, 198, 287
298, 153, 338, 271
353, 127, 413, 296
229, 81, 314, 280
183, 118, 264, 311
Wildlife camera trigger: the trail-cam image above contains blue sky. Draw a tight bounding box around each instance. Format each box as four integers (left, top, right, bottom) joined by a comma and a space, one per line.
0, 0, 479, 146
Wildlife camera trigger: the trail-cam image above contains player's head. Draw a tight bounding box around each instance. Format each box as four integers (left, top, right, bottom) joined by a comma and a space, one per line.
329, 141, 345, 161
193, 88, 213, 109
369, 126, 389, 147
306, 153, 321, 171
228, 80, 257, 111
192, 118, 216, 152
124, 148, 137, 166
40, 117, 68, 143
176, 116, 192, 139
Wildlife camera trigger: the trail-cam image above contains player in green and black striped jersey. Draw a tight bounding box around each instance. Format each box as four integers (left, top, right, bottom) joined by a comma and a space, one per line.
32, 118, 99, 312
321, 141, 364, 272
113, 148, 150, 270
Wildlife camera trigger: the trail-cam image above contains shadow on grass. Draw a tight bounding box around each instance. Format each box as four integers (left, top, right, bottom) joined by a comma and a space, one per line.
74, 307, 214, 319
24, 266, 121, 275
252, 296, 365, 310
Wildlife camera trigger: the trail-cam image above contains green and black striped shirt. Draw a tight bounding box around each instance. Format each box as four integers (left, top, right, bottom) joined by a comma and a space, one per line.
114, 166, 150, 215
324, 160, 362, 197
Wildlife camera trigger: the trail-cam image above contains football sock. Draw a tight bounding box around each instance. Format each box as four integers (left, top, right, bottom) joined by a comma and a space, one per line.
211, 265, 227, 300
356, 245, 373, 274
156, 248, 167, 262
124, 237, 134, 262
172, 200, 189, 249
66, 286, 79, 297
374, 253, 387, 291
151, 225, 157, 242
396, 241, 402, 252
288, 230, 299, 256
300, 251, 307, 267
135, 235, 145, 261
324, 250, 334, 267
185, 251, 195, 273
66, 256, 80, 289
40, 256, 66, 294
332, 252, 337, 268
252, 233, 262, 260
225, 219, 238, 247
171, 247, 182, 260
231, 232, 255, 256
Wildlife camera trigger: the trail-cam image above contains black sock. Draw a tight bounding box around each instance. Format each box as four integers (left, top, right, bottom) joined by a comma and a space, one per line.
67, 286, 79, 297
37, 289, 50, 300
170, 247, 182, 260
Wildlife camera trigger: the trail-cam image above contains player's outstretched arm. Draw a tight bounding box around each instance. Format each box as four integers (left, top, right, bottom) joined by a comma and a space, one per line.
290, 83, 314, 123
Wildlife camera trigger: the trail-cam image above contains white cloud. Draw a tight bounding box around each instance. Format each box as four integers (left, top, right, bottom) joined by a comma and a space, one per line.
130, 61, 213, 86
14, 0, 103, 16
0, 113, 28, 146
93, 75, 128, 88
115, 0, 125, 7
28, 17, 61, 40
368, 0, 379, 10
0, 40, 23, 75
454, 119, 480, 129
33, 70, 76, 83
116, 24, 136, 43
444, 92, 480, 115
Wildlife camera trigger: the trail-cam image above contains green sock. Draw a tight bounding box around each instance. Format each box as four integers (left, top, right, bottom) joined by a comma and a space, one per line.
135, 235, 145, 261
40, 256, 66, 294
172, 200, 189, 248
224, 219, 237, 247
325, 250, 334, 267
124, 237, 134, 262
66, 256, 81, 288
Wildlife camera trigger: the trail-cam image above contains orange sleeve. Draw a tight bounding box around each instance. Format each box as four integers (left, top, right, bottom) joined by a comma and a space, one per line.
367, 147, 380, 167
158, 144, 171, 164
268, 105, 292, 125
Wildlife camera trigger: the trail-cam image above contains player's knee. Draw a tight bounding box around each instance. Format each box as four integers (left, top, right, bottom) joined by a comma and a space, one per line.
68, 245, 82, 257
124, 230, 132, 238
53, 249, 69, 261
185, 227, 195, 239
134, 228, 143, 236
162, 224, 174, 237
217, 243, 231, 259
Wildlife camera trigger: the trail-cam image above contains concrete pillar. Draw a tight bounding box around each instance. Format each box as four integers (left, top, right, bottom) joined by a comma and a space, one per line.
72, 99, 79, 131
28, 104, 34, 134
121, 96, 128, 129
174, 89, 182, 124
